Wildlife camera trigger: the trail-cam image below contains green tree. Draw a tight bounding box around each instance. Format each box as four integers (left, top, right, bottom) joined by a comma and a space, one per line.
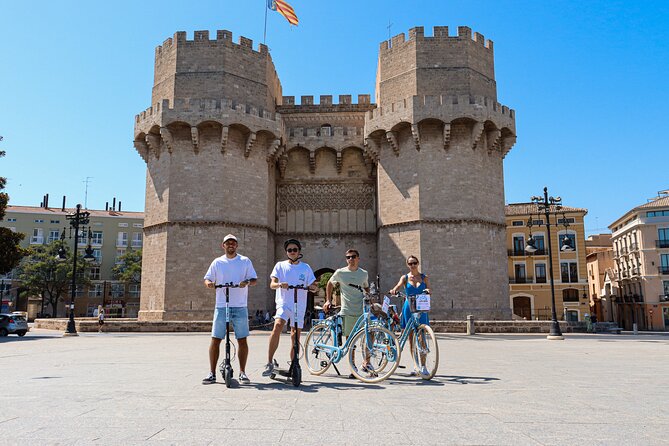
112, 248, 142, 283
18, 241, 90, 317
0, 143, 27, 274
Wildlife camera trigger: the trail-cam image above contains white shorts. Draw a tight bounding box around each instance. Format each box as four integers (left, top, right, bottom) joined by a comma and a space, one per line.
275, 300, 307, 329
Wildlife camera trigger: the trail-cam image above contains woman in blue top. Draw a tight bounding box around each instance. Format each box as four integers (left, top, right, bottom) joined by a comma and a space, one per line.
389, 255, 432, 376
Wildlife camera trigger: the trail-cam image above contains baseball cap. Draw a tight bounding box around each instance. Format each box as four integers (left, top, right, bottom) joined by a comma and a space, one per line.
223, 234, 238, 243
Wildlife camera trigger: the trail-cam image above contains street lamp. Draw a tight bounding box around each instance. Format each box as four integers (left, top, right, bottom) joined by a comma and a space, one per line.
57, 204, 94, 336
524, 187, 573, 340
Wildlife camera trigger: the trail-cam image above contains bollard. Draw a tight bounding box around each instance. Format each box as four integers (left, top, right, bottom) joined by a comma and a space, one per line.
633, 323, 638, 335
466, 315, 475, 335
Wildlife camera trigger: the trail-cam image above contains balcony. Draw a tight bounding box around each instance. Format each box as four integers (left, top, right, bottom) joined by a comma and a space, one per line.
131, 240, 142, 248
509, 277, 533, 284
629, 242, 639, 252
507, 249, 526, 257
621, 270, 629, 278
116, 240, 128, 248
30, 236, 44, 244
657, 240, 669, 248
535, 276, 547, 283
620, 247, 628, 256
659, 266, 669, 275
631, 267, 640, 276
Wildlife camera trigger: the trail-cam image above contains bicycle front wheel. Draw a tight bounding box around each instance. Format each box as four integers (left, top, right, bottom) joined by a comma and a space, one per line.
348, 325, 400, 383
304, 323, 335, 375
412, 324, 439, 380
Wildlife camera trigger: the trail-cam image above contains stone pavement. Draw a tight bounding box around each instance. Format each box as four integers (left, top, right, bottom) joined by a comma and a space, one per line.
0, 329, 668, 445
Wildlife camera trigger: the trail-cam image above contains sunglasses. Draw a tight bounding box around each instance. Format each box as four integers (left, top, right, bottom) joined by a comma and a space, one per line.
408, 262, 418, 266
346, 255, 358, 260
286, 248, 299, 253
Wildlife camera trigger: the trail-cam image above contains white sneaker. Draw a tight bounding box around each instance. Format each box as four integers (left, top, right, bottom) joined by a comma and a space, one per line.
420, 365, 430, 376
262, 362, 275, 377
239, 372, 250, 384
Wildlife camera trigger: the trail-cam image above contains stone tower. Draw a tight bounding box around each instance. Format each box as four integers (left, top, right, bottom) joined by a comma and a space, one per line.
134, 31, 283, 320
133, 26, 516, 321
367, 26, 516, 319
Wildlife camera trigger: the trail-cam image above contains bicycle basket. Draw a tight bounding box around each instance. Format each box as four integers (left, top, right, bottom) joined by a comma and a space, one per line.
370, 302, 388, 319
409, 294, 431, 313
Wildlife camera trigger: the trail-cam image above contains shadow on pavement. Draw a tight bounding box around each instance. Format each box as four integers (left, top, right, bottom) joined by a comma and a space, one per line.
229, 379, 384, 392
0, 335, 60, 343
439, 375, 500, 385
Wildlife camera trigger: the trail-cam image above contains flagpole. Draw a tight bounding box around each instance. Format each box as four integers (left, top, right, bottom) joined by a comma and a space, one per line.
263, 0, 269, 45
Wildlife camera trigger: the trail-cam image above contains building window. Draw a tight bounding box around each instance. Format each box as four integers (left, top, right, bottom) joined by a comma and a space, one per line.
562, 288, 579, 302
535, 264, 546, 283
117, 232, 128, 247
658, 228, 669, 248
30, 228, 44, 244
48, 230, 60, 243
91, 231, 103, 245
133, 223, 143, 228
557, 217, 575, 224
89, 283, 103, 297
34, 219, 44, 223
512, 236, 525, 256
559, 233, 577, 251
116, 249, 126, 264
647, 210, 669, 217
92, 249, 102, 263
89, 267, 101, 280
131, 232, 143, 248
514, 264, 527, 283
320, 124, 332, 136
512, 220, 524, 226
6, 218, 16, 222
129, 284, 140, 298
661, 254, 669, 275
560, 262, 578, 283
74, 285, 84, 298
111, 283, 125, 298
118, 223, 128, 228
533, 235, 545, 254
50, 220, 60, 224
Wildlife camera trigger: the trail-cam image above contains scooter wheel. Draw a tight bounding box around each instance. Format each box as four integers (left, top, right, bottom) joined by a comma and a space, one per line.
291, 366, 302, 387
225, 368, 233, 388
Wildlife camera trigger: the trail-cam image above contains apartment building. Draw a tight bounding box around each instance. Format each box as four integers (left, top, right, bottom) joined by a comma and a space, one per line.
0, 202, 144, 318
585, 234, 615, 323
506, 203, 589, 321
609, 191, 669, 330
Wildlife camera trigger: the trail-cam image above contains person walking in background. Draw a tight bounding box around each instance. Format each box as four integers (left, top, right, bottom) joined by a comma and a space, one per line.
97, 306, 105, 333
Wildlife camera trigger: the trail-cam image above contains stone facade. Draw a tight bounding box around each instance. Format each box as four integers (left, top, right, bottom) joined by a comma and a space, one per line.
133, 26, 517, 321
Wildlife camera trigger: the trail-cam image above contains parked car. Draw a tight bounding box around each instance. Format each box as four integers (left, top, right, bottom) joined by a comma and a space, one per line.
0, 313, 29, 337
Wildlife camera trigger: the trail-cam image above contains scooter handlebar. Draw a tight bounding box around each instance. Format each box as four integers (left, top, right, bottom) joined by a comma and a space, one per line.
214, 282, 242, 289
287, 284, 308, 290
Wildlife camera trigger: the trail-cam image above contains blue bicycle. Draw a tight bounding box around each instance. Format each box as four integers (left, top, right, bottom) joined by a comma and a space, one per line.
377, 292, 439, 380
304, 285, 400, 383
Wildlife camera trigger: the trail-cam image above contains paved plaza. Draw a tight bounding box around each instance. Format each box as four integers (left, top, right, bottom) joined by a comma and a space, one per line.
1, 328, 668, 445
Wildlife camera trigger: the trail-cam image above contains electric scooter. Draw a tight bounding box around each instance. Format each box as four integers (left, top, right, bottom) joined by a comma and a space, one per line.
215, 282, 240, 388
269, 284, 307, 387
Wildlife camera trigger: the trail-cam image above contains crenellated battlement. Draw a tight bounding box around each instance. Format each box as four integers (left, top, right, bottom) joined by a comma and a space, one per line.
280, 94, 372, 107
379, 26, 493, 51
368, 95, 514, 121
155, 29, 269, 58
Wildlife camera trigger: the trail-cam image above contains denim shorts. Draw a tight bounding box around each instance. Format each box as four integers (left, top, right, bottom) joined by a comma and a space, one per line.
212, 307, 249, 340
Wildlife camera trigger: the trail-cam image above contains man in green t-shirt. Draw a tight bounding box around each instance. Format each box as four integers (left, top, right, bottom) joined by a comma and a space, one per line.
324, 249, 369, 338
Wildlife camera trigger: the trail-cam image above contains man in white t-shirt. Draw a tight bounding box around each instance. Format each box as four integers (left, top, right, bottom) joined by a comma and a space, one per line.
202, 234, 258, 385
262, 239, 317, 377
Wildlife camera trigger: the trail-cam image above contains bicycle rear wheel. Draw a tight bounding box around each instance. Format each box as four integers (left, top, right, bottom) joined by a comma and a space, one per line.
412, 324, 439, 380
348, 325, 400, 383
304, 323, 335, 375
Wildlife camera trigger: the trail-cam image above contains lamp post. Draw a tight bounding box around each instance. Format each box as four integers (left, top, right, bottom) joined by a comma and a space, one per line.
524, 187, 574, 340
57, 204, 95, 336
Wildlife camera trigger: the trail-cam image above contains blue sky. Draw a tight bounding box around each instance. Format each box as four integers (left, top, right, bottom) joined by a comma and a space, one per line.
1, 0, 667, 233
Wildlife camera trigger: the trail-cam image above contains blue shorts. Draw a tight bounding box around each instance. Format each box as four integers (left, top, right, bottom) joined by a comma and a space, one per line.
212, 307, 249, 340
400, 299, 429, 329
